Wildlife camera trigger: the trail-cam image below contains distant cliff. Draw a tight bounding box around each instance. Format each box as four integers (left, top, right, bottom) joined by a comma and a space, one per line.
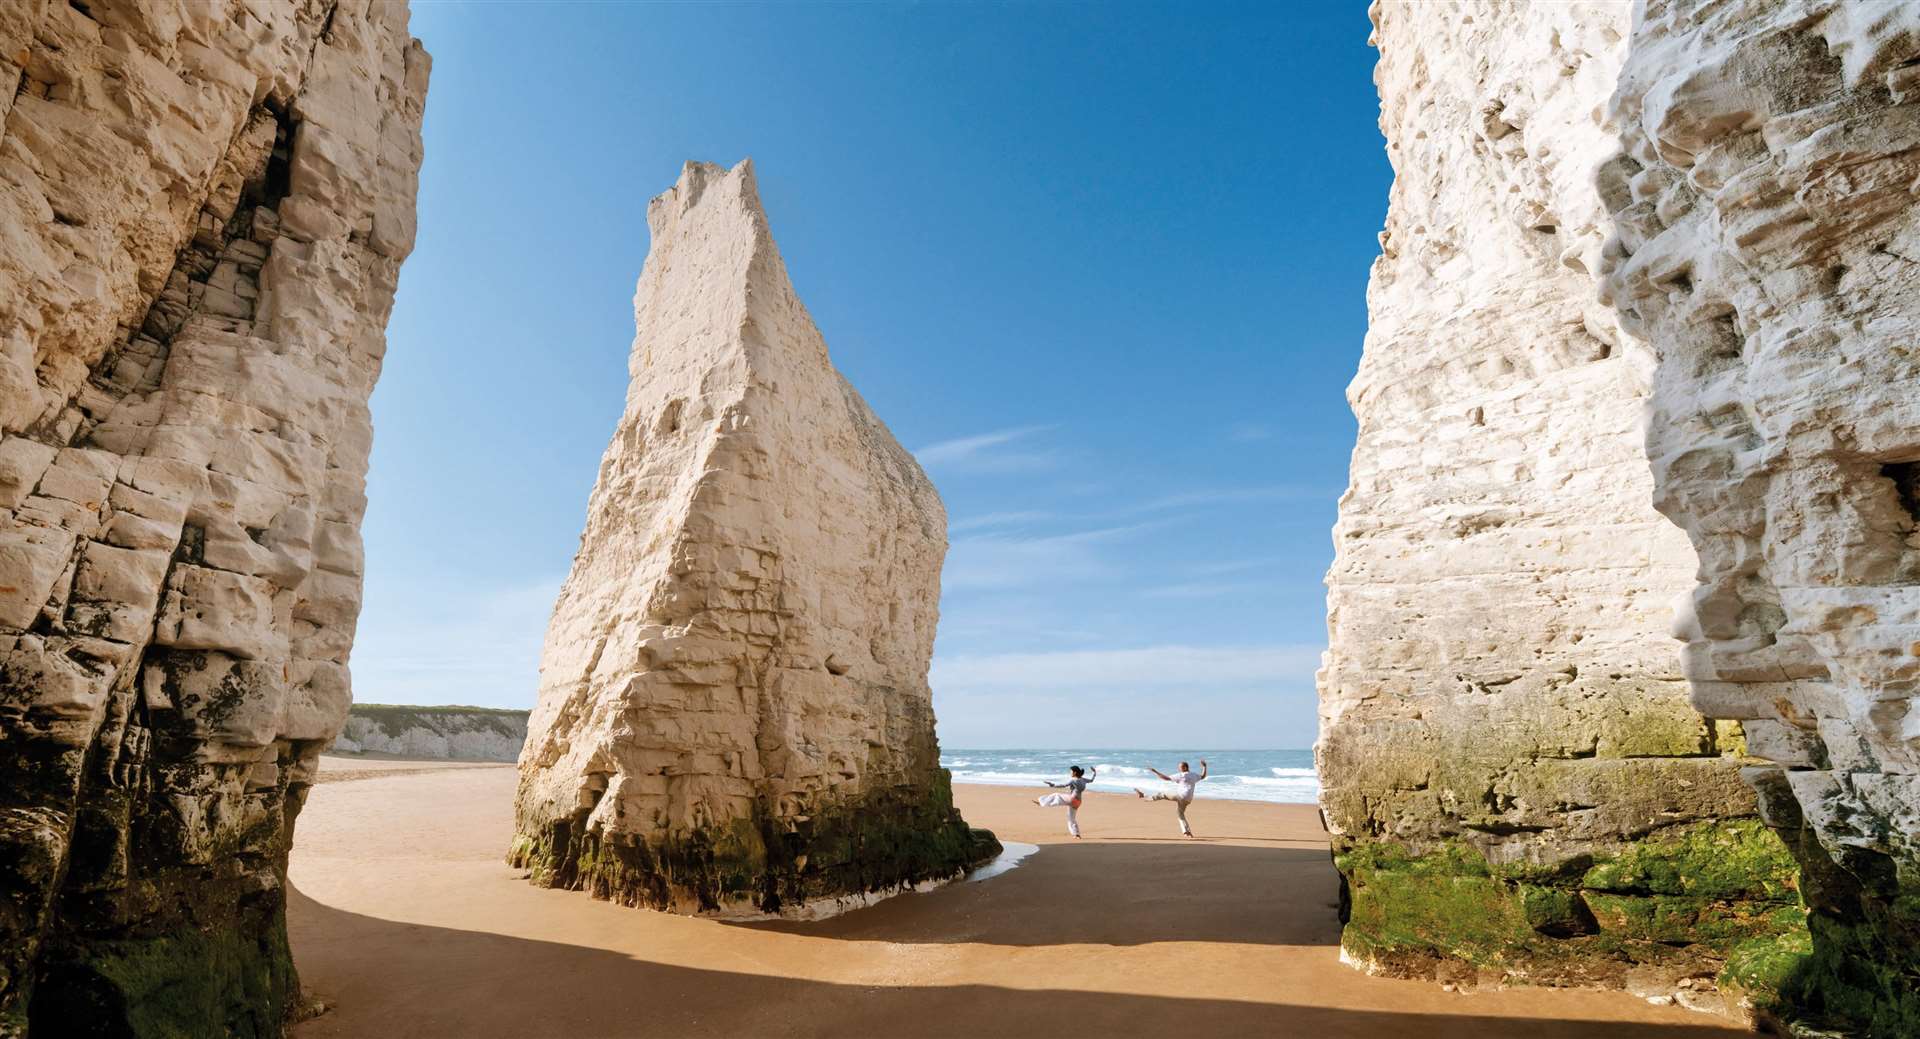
330, 705, 529, 762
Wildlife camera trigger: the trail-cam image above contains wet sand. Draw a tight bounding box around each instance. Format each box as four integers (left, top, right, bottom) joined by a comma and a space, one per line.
288, 758, 1741, 1038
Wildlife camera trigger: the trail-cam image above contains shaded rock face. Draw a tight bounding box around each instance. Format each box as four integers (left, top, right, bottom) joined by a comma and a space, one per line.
1600, 1, 1920, 1031
513, 161, 995, 918
0, 1, 426, 1034
329, 705, 528, 762
1321, 1, 1802, 1008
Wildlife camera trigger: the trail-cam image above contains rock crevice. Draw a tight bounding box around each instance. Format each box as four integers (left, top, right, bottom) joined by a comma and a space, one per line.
0, 1, 426, 1033
1320, 0, 1802, 1014
1334, 0, 1920, 1029
1601, 1, 1920, 1032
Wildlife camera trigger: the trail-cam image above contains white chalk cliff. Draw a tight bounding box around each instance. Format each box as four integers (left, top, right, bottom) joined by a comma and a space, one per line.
1321, 0, 1796, 1011
330, 705, 528, 762
0, 0, 426, 1033
1329, 0, 1920, 1029
1602, 0, 1920, 1029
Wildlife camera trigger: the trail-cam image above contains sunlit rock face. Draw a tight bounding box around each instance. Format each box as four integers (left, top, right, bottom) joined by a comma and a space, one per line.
1320, 1, 1799, 1009
513, 160, 996, 919
0, 1, 426, 1033
1601, 1, 1920, 1031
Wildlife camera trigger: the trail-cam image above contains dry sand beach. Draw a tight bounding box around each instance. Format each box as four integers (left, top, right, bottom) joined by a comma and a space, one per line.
288, 758, 1740, 1038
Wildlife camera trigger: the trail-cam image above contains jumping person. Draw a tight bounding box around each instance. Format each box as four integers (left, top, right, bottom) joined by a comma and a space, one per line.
1035, 765, 1096, 838
1135, 759, 1207, 837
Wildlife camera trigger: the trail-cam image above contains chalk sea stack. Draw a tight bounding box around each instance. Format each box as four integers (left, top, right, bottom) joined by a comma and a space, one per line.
0, 0, 427, 1033
512, 160, 997, 917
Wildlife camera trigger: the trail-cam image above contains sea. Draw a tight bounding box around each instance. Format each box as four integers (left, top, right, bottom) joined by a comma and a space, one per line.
941, 749, 1318, 805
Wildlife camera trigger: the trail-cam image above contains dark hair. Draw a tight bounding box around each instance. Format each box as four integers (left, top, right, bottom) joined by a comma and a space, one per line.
1069, 765, 1085, 777
1179, 761, 1190, 771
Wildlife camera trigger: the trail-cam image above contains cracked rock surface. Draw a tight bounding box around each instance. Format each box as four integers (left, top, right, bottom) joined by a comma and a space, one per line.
513, 160, 996, 919
1602, 1, 1920, 1031
1320, 1, 1799, 1011
0, 1, 426, 1033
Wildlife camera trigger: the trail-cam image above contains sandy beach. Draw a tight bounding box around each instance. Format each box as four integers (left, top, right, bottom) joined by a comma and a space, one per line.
287, 758, 1742, 1038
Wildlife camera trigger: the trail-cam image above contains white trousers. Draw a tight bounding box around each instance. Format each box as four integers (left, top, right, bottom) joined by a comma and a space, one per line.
1038, 793, 1081, 836
1146, 792, 1194, 834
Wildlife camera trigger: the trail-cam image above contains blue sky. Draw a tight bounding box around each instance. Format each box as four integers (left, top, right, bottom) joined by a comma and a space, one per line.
353, 1, 1390, 749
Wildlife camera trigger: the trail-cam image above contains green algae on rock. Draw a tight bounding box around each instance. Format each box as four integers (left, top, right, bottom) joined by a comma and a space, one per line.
28, 906, 298, 1039
1336, 819, 1810, 1012
511, 768, 998, 916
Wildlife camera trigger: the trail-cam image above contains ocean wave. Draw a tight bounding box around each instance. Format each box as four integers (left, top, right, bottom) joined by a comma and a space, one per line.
945, 768, 1318, 805
1229, 775, 1315, 787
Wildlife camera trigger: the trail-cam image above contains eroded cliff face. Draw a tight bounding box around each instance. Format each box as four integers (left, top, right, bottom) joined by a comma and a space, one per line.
1601, 1, 1920, 1031
0, 1, 426, 1033
1321, 0, 1801, 1008
512, 160, 996, 919
329, 705, 527, 762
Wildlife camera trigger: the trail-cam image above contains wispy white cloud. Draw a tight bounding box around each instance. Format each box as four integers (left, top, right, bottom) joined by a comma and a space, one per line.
932, 643, 1323, 692
1189, 555, 1288, 576
933, 685, 1311, 748
1141, 581, 1257, 599
948, 509, 1056, 534
935, 611, 1107, 648
1124, 484, 1333, 514
350, 576, 562, 708
1228, 422, 1273, 442
942, 522, 1160, 591
930, 637, 1325, 746
915, 424, 1059, 472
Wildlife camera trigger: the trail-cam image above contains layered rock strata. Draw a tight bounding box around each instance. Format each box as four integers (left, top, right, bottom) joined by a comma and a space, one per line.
1320, 0, 1802, 1009
1601, 2, 1920, 1032
513, 160, 995, 918
0, 1, 426, 1034
329, 705, 528, 762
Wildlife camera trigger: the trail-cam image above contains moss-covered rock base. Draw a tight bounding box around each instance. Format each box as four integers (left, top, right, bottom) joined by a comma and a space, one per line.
26, 907, 296, 1039
1335, 818, 1810, 1014
510, 769, 1000, 917
1774, 903, 1920, 1039
1742, 799, 1920, 1039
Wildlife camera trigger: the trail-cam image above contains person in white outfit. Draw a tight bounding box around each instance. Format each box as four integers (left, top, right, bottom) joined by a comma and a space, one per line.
1034, 765, 1095, 838
1135, 759, 1207, 837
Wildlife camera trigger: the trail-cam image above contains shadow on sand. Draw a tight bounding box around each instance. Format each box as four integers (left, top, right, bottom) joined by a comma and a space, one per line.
288, 886, 1737, 1039
734, 840, 1343, 947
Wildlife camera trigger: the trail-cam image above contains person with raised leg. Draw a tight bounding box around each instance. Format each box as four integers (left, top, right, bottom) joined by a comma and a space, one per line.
1135, 759, 1207, 837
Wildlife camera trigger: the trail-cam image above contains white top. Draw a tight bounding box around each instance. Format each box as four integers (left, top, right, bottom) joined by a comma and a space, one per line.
1171, 770, 1202, 799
